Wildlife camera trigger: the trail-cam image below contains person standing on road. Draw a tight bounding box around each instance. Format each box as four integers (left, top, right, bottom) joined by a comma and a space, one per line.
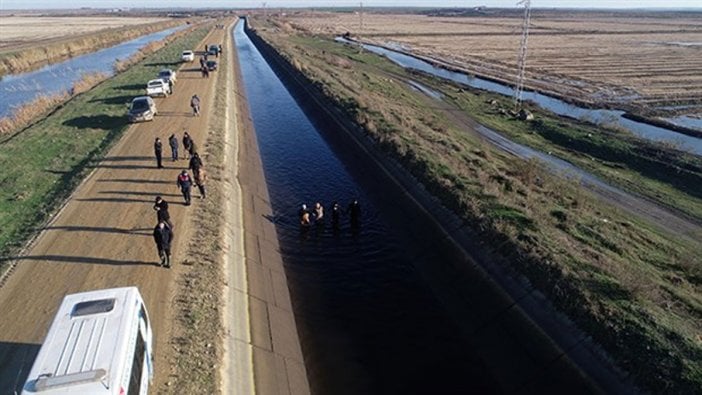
153, 196, 174, 230
154, 137, 163, 169
190, 94, 201, 117
188, 139, 198, 157
194, 167, 207, 199
169, 133, 179, 161
153, 221, 173, 268
177, 170, 193, 206
182, 132, 193, 160
189, 152, 203, 173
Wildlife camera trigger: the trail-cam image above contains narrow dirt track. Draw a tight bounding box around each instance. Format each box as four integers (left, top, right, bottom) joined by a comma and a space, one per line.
0, 26, 227, 393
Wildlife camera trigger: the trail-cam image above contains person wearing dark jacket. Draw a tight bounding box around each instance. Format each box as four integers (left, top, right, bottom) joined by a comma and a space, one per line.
182, 132, 193, 159
153, 221, 173, 268
348, 199, 361, 227
331, 201, 341, 229
168, 134, 179, 161
177, 170, 193, 206
153, 196, 174, 229
154, 137, 163, 169
189, 152, 203, 173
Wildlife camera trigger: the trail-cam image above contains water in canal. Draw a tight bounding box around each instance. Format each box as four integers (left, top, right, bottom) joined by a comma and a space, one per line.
340, 39, 702, 155
0, 25, 186, 118
234, 21, 498, 394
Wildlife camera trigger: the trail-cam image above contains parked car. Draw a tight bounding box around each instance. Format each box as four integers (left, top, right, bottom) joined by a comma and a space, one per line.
128, 96, 157, 122
158, 69, 177, 85
208, 44, 219, 56
146, 79, 172, 97
181, 50, 195, 62
206, 60, 217, 71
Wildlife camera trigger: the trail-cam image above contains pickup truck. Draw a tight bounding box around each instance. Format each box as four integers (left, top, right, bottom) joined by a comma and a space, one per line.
158, 69, 177, 85
146, 79, 172, 97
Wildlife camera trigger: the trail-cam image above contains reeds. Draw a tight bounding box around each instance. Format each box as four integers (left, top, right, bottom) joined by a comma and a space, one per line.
0, 71, 108, 136
1, 22, 199, 137
0, 19, 184, 77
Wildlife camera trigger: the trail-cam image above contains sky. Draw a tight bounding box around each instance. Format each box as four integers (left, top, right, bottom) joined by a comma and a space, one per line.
1, 0, 700, 9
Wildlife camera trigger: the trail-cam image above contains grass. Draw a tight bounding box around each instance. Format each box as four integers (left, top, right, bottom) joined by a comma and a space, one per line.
442, 90, 702, 222
0, 24, 199, 139
0, 19, 184, 76
0, 25, 211, 273
252, 20, 702, 394
0, 72, 108, 136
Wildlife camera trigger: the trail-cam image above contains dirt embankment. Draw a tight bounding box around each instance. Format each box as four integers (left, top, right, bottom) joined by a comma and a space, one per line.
0, 24, 228, 394
245, 20, 701, 394
0, 18, 186, 76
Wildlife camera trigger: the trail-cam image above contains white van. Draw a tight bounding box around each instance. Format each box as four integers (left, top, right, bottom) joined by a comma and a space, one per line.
22, 287, 153, 394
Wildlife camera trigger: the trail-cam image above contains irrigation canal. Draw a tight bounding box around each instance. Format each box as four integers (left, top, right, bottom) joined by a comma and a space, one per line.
340, 39, 702, 155
0, 25, 186, 118
234, 20, 619, 394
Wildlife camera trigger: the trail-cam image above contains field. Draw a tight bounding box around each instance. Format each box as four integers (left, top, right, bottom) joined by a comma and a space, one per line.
0, 16, 170, 51
252, 17, 702, 393
281, 10, 702, 117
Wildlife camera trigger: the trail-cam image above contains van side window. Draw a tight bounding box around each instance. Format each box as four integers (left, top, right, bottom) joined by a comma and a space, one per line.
139, 304, 149, 330
128, 332, 145, 394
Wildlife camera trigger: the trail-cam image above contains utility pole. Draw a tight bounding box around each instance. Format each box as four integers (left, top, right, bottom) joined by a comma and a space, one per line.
514, 0, 531, 110
358, 1, 364, 53
359, 1, 364, 35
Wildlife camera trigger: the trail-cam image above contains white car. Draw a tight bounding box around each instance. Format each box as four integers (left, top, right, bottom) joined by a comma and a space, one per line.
146, 79, 172, 97
158, 69, 177, 85
181, 50, 195, 62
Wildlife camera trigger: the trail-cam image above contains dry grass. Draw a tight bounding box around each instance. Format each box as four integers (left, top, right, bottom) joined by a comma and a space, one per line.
253, 22, 702, 393
0, 23, 197, 138
281, 11, 702, 113
0, 72, 108, 136
163, 23, 227, 395
0, 19, 183, 76
114, 24, 196, 73
0, 16, 169, 50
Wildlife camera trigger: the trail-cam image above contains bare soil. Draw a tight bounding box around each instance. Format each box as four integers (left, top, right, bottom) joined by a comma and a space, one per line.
0, 16, 170, 51
0, 26, 227, 394
282, 11, 702, 114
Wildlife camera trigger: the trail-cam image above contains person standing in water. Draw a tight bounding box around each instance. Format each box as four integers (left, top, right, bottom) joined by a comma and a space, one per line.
299, 204, 310, 226
331, 201, 341, 229
348, 199, 361, 227
313, 202, 324, 223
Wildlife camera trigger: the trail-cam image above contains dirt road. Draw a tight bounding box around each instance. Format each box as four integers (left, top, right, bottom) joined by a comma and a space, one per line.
0, 26, 227, 393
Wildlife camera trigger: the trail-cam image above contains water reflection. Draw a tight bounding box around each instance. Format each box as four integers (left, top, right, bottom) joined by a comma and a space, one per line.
0, 25, 186, 118
338, 38, 702, 154
235, 21, 498, 394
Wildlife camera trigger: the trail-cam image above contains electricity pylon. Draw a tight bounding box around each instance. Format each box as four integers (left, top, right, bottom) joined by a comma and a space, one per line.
514, 0, 531, 109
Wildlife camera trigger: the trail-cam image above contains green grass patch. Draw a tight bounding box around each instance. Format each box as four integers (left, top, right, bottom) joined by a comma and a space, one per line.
0, 26, 211, 268
253, 20, 702, 394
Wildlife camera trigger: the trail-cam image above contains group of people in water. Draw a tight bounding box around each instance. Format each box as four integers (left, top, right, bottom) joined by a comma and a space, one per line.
299, 199, 361, 229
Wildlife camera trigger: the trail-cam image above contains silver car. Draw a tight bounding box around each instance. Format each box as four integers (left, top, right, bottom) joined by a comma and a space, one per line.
128, 96, 157, 122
